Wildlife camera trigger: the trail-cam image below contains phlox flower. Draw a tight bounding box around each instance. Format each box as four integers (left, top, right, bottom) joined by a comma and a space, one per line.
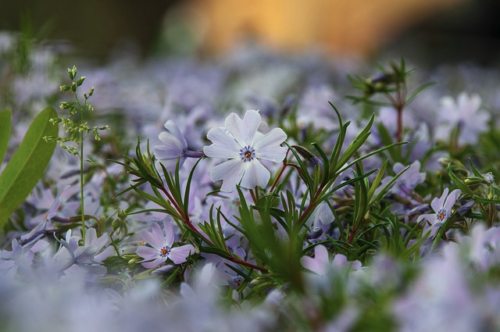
300, 245, 361, 276
203, 110, 287, 192
417, 188, 461, 229
436, 92, 489, 145
154, 120, 203, 171
137, 221, 194, 268
52, 228, 114, 276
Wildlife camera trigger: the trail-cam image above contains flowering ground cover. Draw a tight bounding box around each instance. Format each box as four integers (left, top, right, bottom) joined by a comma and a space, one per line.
2, 31, 500, 331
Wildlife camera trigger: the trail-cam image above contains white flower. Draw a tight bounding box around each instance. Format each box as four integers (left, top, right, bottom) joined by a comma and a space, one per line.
203, 110, 287, 192
154, 120, 188, 171
436, 92, 489, 145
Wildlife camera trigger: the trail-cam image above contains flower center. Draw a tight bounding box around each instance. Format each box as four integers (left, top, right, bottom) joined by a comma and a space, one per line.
239, 146, 255, 162
234, 275, 244, 286
160, 246, 171, 257
436, 208, 447, 222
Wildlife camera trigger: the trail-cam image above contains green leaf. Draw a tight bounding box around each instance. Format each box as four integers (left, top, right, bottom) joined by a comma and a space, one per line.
0, 109, 11, 163
0, 107, 58, 228
447, 163, 472, 195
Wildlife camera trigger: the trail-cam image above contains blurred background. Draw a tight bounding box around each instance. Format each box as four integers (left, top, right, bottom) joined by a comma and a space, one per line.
1, 0, 500, 65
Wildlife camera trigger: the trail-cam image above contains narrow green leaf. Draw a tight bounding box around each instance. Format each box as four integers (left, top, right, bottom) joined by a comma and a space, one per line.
447, 163, 472, 195
0, 107, 58, 228
199, 246, 232, 259
468, 158, 483, 178
367, 159, 388, 202
0, 109, 11, 163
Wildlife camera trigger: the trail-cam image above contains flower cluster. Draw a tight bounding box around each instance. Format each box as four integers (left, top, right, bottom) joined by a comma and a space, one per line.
2, 32, 500, 331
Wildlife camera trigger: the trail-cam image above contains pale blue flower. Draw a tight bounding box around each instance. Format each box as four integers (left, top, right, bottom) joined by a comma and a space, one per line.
154, 120, 203, 171
203, 110, 287, 192
300, 245, 361, 276
436, 92, 489, 145
136, 221, 194, 268
417, 188, 461, 229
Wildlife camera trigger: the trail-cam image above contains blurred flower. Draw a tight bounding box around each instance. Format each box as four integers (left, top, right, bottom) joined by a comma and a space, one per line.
203, 110, 287, 192
436, 92, 489, 145
154, 120, 203, 171
0, 238, 49, 278
301, 245, 361, 276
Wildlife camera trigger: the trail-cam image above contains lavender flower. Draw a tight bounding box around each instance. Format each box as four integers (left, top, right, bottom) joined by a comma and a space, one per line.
136, 221, 195, 268
203, 110, 287, 192
417, 188, 461, 232
154, 120, 203, 171
436, 92, 490, 145
301, 245, 361, 276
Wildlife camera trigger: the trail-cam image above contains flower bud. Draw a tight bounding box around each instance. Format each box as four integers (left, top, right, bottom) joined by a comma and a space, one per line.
77, 76, 85, 86
483, 172, 494, 184
60, 85, 71, 92
293, 145, 322, 168
464, 177, 486, 186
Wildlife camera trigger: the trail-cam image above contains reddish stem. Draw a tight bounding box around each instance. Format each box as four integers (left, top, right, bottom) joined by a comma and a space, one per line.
269, 150, 291, 193
160, 185, 269, 273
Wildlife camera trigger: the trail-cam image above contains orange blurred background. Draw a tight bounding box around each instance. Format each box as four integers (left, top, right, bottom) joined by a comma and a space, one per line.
184, 0, 468, 57
4, 0, 499, 63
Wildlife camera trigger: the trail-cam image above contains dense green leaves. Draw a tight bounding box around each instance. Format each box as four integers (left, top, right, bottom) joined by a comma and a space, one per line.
0, 107, 58, 228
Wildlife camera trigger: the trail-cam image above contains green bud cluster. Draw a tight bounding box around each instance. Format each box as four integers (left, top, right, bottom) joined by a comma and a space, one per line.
46, 65, 109, 155
45, 65, 111, 241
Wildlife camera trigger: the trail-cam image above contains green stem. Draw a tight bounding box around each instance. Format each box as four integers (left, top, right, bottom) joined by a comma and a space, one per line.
74, 90, 86, 242
80, 112, 85, 241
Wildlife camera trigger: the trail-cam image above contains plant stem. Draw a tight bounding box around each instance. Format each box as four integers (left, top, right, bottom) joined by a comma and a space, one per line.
80, 115, 85, 241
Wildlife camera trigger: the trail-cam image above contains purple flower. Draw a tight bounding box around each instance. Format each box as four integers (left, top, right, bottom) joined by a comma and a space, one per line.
300, 245, 361, 276
203, 110, 287, 192
436, 92, 489, 145
417, 188, 461, 228
154, 120, 202, 171
136, 221, 195, 268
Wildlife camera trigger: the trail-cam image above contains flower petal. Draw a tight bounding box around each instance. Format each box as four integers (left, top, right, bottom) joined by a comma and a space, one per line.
225, 110, 261, 146
164, 120, 187, 148
162, 221, 175, 247
136, 245, 160, 260
239, 160, 270, 189
95, 246, 115, 263
301, 256, 327, 275
314, 245, 329, 265
444, 189, 461, 212
169, 244, 194, 264
156, 131, 184, 156
210, 159, 245, 192
141, 257, 166, 269
203, 127, 241, 159
142, 223, 166, 250
254, 129, 288, 162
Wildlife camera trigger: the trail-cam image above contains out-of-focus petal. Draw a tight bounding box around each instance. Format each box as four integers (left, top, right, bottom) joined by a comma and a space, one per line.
156, 131, 184, 155
169, 245, 195, 264
164, 120, 187, 149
